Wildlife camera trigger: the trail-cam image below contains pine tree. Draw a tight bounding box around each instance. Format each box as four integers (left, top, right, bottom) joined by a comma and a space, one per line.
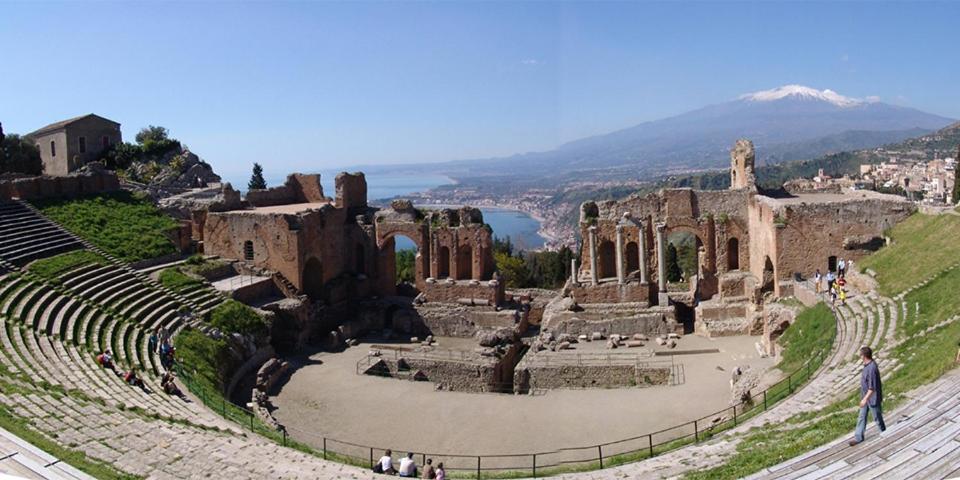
248, 163, 267, 190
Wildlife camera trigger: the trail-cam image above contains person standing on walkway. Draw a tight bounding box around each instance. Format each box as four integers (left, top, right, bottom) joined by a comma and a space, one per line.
850, 346, 886, 446
826, 270, 836, 294
814, 269, 823, 294
838, 258, 847, 278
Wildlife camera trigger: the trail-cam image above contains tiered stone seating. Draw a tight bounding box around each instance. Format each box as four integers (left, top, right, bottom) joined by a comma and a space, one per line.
0, 201, 83, 266
0, 273, 221, 426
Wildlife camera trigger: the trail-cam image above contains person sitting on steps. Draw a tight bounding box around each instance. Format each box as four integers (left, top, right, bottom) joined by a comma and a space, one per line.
421, 458, 436, 479
123, 369, 145, 389
96, 350, 116, 372
398, 452, 417, 477
375, 449, 396, 475
161, 371, 183, 397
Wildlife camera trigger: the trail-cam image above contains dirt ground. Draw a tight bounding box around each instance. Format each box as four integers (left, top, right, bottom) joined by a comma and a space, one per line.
269, 334, 778, 469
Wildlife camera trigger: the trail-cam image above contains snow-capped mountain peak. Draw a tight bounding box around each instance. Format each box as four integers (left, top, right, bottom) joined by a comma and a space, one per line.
739, 85, 863, 107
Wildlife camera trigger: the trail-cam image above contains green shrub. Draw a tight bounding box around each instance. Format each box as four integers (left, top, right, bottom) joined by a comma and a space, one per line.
174, 328, 233, 391
158, 268, 203, 292
27, 251, 107, 285
209, 300, 268, 338
33, 191, 179, 263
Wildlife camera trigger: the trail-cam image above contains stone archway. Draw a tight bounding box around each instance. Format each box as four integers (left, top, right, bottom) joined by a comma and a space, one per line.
457, 244, 473, 280
762, 256, 776, 294
303, 256, 324, 301
438, 246, 450, 278
727, 237, 740, 271
598, 240, 616, 279
625, 241, 640, 274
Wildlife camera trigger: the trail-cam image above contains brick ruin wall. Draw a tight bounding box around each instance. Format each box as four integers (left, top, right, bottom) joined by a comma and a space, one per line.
371, 343, 524, 393
245, 173, 329, 207
513, 355, 672, 392
541, 306, 679, 337
767, 195, 915, 282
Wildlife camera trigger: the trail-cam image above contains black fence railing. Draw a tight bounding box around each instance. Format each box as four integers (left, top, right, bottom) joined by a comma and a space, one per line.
175, 342, 831, 478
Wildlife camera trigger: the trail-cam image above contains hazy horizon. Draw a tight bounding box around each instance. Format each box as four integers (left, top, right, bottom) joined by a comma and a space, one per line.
3, 1, 960, 180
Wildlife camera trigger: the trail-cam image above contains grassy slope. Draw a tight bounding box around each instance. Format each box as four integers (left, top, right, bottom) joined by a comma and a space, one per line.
32, 191, 179, 263
776, 303, 837, 375
689, 216, 960, 479
26, 251, 107, 285
859, 213, 960, 296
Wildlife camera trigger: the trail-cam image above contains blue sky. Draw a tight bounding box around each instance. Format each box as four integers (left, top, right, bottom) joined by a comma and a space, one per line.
2, 1, 959, 180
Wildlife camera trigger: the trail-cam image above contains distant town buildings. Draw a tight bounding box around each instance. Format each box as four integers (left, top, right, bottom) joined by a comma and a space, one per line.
26, 114, 121, 176
859, 146, 957, 204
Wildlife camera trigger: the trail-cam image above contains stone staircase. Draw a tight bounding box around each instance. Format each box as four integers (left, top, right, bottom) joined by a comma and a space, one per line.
0, 200, 83, 267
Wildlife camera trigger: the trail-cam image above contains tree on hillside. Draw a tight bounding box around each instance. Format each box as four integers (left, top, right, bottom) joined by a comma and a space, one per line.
249, 163, 267, 190
666, 243, 683, 282
135, 125, 180, 157
135, 125, 170, 144
953, 181, 959, 206
493, 236, 514, 256
0, 133, 42, 175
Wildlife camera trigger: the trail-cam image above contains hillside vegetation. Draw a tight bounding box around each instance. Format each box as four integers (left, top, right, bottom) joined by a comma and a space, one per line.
32, 191, 180, 263
688, 213, 960, 480
858, 212, 960, 296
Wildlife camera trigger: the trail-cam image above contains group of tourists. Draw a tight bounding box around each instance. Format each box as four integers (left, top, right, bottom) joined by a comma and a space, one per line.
814, 257, 850, 305
374, 450, 445, 479
148, 326, 177, 371
95, 349, 146, 389
92, 325, 184, 397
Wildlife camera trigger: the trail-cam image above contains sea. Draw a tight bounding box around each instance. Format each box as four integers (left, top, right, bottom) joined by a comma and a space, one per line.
226, 171, 546, 251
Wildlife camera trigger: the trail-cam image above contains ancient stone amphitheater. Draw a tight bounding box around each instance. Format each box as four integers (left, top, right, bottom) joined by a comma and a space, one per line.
2, 197, 960, 480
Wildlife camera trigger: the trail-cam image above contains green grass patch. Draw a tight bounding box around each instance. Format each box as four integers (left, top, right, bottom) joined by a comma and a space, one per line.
26, 251, 107, 285
687, 264, 960, 479
158, 268, 203, 292
174, 328, 234, 392
859, 212, 960, 296
776, 303, 837, 374
209, 300, 268, 338
32, 191, 180, 263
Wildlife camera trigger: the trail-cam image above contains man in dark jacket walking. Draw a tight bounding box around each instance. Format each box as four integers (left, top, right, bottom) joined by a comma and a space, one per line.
850, 346, 886, 445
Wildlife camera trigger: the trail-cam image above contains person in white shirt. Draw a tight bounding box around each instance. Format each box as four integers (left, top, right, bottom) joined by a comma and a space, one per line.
378, 450, 396, 475
398, 452, 417, 477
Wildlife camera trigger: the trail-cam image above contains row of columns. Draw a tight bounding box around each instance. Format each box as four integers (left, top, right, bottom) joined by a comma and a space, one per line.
577, 218, 661, 287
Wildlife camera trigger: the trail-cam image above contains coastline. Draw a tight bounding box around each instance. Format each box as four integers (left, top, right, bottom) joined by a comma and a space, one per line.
408, 202, 559, 247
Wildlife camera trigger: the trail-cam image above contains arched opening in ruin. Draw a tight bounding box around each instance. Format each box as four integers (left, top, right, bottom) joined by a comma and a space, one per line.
243, 240, 254, 261
827, 255, 838, 273
666, 231, 702, 287
761, 256, 776, 294
727, 238, 740, 271
302, 256, 324, 301
380, 233, 423, 297
597, 240, 616, 279
457, 244, 473, 280
355, 243, 366, 275
438, 246, 450, 278
625, 241, 640, 275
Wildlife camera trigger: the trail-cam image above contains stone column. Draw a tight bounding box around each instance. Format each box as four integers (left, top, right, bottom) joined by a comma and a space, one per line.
588, 226, 599, 286
570, 258, 579, 286
656, 223, 667, 293
638, 221, 649, 284
615, 224, 625, 285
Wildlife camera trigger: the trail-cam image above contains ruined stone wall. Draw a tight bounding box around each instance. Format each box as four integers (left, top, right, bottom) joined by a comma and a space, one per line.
335, 172, 367, 211
747, 197, 780, 294
567, 281, 652, 304
414, 303, 521, 337
772, 195, 914, 281
245, 173, 328, 207
541, 306, 678, 337
514, 358, 671, 391
376, 344, 522, 393
0, 167, 119, 201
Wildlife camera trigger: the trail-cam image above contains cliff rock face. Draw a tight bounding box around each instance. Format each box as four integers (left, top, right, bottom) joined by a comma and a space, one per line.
128, 148, 221, 191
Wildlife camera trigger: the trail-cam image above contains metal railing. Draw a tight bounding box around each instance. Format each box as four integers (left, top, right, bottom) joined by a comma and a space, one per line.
175, 343, 830, 478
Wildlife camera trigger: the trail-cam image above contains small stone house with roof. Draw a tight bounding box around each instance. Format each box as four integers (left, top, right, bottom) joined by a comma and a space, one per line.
27, 114, 121, 176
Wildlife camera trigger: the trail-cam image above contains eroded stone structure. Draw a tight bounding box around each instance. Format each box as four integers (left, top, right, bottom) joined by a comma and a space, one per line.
563, 140, 915, 336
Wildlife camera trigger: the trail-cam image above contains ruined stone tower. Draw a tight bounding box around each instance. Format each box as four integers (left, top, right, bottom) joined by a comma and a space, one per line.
730, 139, 756, 190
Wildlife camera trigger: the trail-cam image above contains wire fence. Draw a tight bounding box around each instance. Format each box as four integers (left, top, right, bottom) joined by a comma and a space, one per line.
174, 343, 830, 478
